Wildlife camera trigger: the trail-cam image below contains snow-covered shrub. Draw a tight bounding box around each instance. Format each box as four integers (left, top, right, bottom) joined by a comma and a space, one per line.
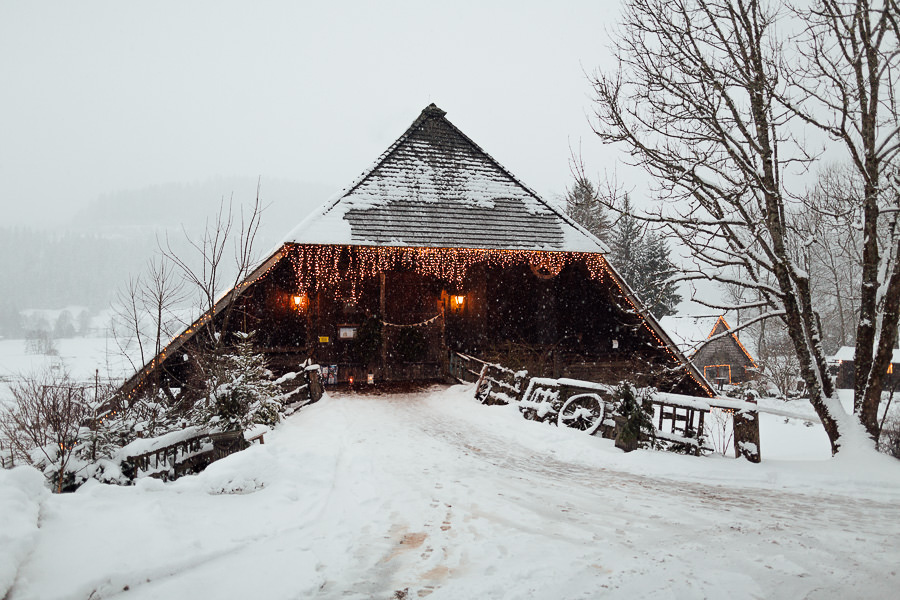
613, 383, 655, 452
0, 369, 87, 492
879, 414, 900, 460
190, 332, 283, 432
0, 367, 197, 490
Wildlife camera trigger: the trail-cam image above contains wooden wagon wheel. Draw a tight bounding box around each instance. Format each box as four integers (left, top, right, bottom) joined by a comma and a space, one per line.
557, 393, 605, 435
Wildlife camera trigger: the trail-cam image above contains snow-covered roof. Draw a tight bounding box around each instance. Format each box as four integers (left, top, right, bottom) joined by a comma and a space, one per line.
658, 315, 722, 356
285, 104, 607, 253
832, 346, 900, 363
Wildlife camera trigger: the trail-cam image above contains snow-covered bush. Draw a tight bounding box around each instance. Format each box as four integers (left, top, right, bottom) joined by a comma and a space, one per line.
879, 414, 900, 460
0, 369, 87, 492
613, 383, 655, 452
0, 368, 178, 491
190, 332, 283, 432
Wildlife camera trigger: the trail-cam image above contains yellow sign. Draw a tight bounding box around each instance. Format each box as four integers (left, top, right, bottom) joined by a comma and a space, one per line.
319, 336, 330, 344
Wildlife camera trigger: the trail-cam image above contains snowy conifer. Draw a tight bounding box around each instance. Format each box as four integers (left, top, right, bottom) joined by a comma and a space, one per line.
565, 176, 610, 242
193, 332, 283, 432
607, 196, 681, 317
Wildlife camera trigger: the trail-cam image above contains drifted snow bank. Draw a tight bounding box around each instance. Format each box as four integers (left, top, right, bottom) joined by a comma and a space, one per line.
0, 466, 48, 597
7, 386, 900, 599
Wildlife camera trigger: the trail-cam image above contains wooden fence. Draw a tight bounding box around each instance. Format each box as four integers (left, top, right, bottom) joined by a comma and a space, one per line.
448, 351, 761, 461
124, 428, 268, 481
122, 366, 322, 481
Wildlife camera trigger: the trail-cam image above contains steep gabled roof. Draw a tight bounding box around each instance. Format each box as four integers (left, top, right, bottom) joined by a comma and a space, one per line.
832, 346, 900, 363
660, 314, 757, 366
285, 104, 607, 253
659, 315, 722, 356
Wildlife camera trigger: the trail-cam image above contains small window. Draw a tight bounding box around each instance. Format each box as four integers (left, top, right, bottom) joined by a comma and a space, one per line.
704, 364, 732, 387
339, 326, 357, 340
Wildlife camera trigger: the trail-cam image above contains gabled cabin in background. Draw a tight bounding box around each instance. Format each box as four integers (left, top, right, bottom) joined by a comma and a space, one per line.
831, 346, 900, 390
659, 315, 757, 389
119, 104, 713, 401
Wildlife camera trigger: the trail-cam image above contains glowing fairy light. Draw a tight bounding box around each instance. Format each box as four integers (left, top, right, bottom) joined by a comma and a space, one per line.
286, 244, 610, 298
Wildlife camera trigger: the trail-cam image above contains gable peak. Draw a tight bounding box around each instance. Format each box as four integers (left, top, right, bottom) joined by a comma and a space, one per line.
420, 103, 447, 118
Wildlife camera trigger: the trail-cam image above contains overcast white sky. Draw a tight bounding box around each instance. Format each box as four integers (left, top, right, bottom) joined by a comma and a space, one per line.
0, 1, 631, 228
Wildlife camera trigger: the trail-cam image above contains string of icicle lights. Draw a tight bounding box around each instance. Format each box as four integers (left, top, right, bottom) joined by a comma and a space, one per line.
286, 244, 610, 299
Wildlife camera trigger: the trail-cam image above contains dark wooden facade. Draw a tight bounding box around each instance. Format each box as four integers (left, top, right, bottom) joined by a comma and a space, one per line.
832, 346, 900, 390
693, 317, 757, 389
119, 104, 714, 401
150, 245, 709, 396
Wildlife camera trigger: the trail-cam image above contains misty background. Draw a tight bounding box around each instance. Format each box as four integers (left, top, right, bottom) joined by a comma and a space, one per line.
0, 1, 639, 339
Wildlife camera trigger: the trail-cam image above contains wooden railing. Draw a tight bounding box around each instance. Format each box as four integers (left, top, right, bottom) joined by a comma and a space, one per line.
125, 433, 212, 480
124, 428, 269, 481
448, 351, 486, 384
450, 351, 760, 461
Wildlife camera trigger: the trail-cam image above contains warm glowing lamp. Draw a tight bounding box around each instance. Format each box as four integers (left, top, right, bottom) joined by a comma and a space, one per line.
450, 294, 465, 312
292, 294, 308, 311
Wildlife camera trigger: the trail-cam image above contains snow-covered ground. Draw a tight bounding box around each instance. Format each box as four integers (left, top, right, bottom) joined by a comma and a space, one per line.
3, 385, 900, 599
0, 336, 132, 387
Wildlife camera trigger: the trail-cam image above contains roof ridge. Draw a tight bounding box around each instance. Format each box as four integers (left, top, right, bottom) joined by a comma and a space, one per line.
338, 104, 444, 202
307, 106, 439, 223
285, 103, 610, 254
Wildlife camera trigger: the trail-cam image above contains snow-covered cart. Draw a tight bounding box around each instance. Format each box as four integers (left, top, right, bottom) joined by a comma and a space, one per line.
450, 351, 761, 460
450, 353, 614, 436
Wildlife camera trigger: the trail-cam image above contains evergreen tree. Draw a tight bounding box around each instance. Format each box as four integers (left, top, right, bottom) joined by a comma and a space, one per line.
54, 310, 76, 338
639, 231, 682, 318
607, 195, 645, 289
565, 176, 610, 242
193, 332, 283, 432
607, 196, 682, 317
613, 382, 655, 452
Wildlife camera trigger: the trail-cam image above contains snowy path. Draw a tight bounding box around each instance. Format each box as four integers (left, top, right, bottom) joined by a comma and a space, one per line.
7, 385, 900, 599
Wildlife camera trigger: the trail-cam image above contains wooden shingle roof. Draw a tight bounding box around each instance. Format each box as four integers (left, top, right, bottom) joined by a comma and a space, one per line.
286, 104, 607, 253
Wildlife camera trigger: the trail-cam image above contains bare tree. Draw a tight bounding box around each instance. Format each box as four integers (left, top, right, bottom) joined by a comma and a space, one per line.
162, 191, 264, 351
792, 165, 865, 353
112, 255, 185, 376
782, 0, 900, 440
592, 0, 900, 453
0, 369, 87, 492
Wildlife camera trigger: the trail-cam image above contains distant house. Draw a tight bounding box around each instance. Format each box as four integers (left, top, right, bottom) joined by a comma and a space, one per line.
118, 104, 713, 402
659, 315, 758, 389
831, 346, 900, 389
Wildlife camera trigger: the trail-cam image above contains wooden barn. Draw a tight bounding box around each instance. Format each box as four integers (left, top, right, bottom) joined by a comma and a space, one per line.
120, 104, 712, 401
659, 315, 758, 389
831, 346, 900, 390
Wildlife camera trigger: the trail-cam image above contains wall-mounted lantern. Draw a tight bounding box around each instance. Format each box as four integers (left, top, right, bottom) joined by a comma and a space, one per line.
450, 294, 466, 313
292, 294, 309, 312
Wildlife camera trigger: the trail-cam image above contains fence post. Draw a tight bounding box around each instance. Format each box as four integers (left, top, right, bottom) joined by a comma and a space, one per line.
733, 395, 761, 463
306, 367, 324, 402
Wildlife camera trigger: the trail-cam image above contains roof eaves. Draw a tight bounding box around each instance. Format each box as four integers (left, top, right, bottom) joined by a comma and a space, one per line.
117, 244, 289, 399
714, 316, 758, 367
602, 259, 715, 396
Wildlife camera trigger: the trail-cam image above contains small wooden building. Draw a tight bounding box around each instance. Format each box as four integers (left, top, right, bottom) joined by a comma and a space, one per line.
659, 315, 758, 389
120, 104, 713, 400
832, 346, 900, 389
